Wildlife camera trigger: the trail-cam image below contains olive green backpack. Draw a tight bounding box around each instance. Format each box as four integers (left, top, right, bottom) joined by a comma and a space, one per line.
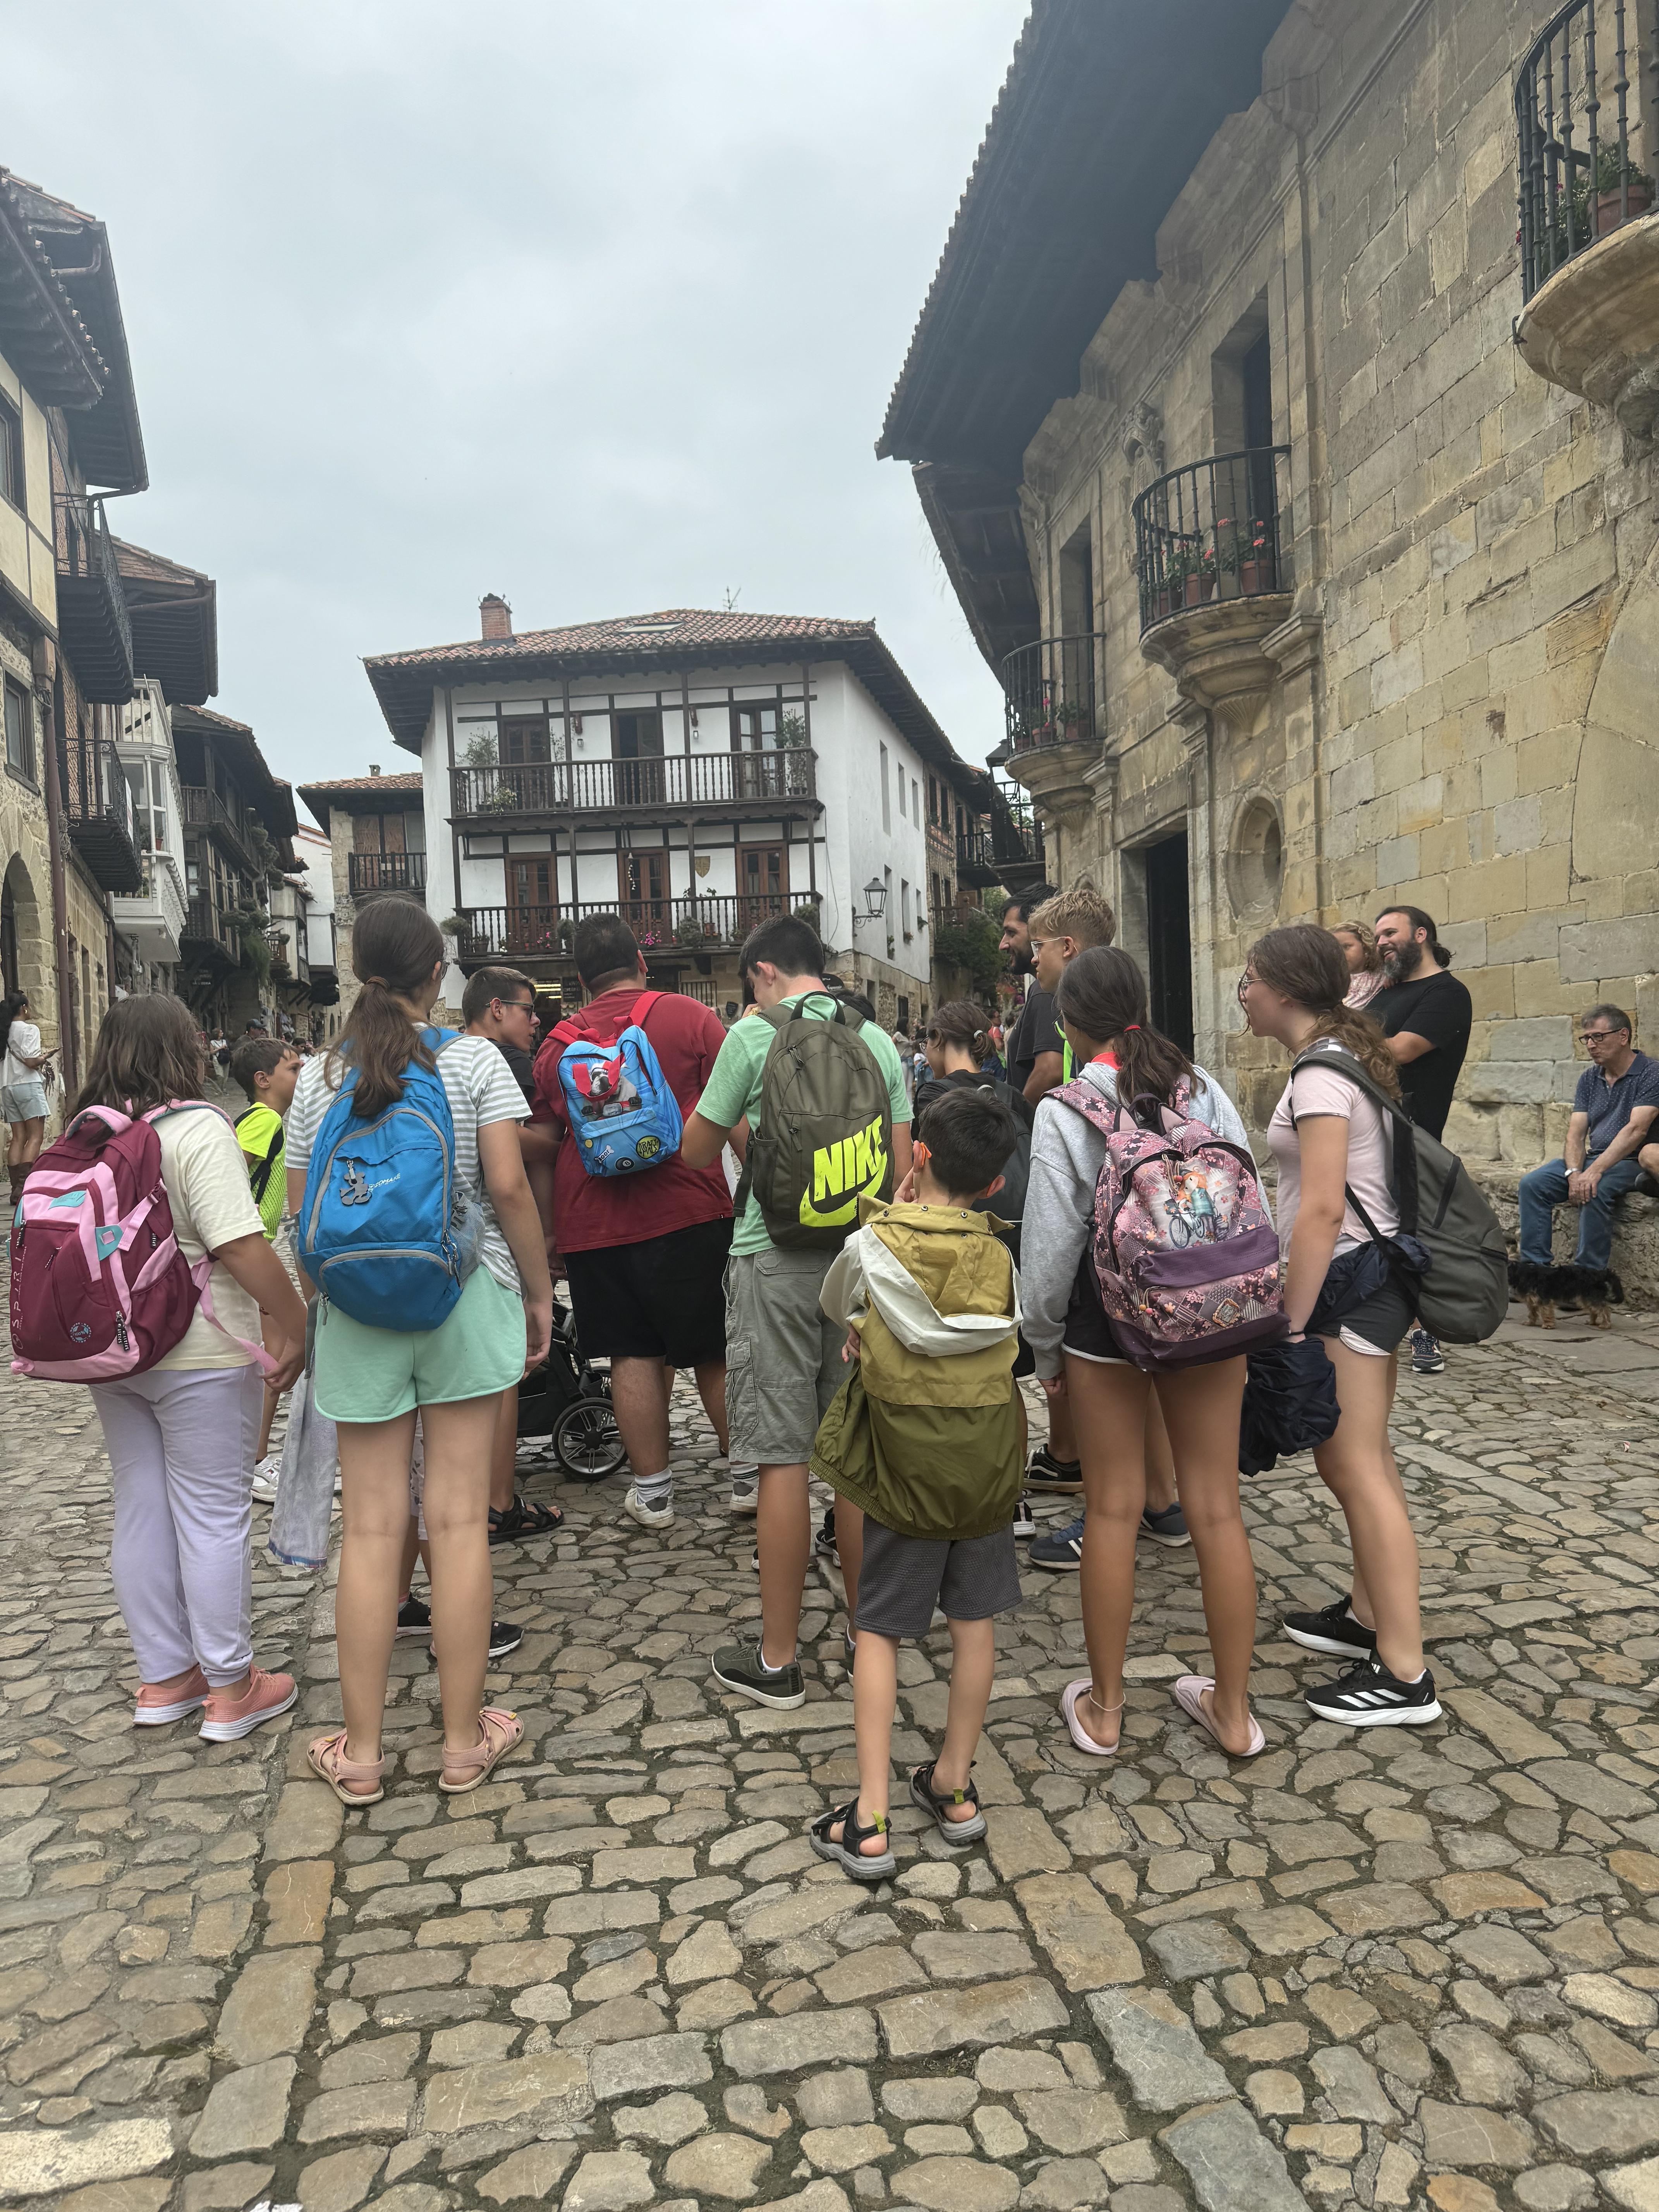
735, 1000, 894, 1249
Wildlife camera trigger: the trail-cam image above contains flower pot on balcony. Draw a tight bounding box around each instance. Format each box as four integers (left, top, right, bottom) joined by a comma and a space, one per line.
1238, 554, 1276, 596
1598, 179, 1654, 235
1183, 574, 1217, 607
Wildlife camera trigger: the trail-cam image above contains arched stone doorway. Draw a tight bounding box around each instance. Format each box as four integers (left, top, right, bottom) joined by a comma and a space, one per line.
0, 855, 43, 1010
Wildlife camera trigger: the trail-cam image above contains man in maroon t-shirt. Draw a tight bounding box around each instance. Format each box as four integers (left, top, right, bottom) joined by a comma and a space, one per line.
532, 914, 751, 1527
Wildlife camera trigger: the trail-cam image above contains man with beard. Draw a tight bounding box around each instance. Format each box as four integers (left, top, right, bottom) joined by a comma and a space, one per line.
1374, 905, 1472, 1375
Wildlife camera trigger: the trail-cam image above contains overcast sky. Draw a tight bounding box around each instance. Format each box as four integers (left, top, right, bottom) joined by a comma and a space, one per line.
3, 2, 1029, 811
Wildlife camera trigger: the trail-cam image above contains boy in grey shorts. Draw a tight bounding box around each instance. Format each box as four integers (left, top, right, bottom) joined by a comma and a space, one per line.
806, 1087, 1025, 1881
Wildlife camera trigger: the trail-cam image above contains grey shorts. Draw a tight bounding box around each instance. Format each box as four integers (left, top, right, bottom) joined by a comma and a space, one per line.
723, 1246, 844, 1467
856, 1518, 1023, 1641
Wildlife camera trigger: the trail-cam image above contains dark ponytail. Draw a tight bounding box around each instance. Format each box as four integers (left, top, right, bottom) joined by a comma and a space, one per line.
328, 896, 445, 1117
1055, 946, 1194, 1114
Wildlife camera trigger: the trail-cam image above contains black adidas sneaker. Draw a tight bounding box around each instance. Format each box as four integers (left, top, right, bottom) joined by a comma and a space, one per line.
1283, 1596, 1378, 1659
1304, 1653, 1441, 1727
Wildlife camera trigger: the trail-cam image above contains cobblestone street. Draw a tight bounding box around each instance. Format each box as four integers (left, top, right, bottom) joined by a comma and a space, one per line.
4, 1307, 1659, 2212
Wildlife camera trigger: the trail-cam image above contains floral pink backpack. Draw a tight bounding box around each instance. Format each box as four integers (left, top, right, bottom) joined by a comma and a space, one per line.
1053, 1077, 1286, 1370
10, 1101, 271, 1383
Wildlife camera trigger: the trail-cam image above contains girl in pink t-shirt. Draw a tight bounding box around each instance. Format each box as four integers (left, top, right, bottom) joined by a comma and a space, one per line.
1241, 924, 1439, 1733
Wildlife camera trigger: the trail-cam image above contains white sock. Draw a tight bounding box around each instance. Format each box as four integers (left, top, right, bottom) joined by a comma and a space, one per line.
634, 1470, 672, 1509
757, 1645, 796, 1675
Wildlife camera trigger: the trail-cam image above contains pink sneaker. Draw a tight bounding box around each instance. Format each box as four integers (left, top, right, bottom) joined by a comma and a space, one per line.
134, 1664, 210, 1727
199, 1666, 298, 1743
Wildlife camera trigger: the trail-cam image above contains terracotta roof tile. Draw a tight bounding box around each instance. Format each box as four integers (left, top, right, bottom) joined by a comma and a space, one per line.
365, 608, 876, 671
298, 773, 423, 794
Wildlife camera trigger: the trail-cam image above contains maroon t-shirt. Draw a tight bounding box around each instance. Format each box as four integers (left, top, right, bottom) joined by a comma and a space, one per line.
532, 988, 734, 1253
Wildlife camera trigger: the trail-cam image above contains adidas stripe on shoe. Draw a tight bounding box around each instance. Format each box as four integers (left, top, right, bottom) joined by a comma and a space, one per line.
1303, 1653, 1441, 1728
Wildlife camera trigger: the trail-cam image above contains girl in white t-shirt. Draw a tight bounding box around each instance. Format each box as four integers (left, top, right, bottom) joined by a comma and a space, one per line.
285, 898, 553, 1807
2, 989, 53, 1207
1241, 924, 1439, 1731
74, 997, 308, 1739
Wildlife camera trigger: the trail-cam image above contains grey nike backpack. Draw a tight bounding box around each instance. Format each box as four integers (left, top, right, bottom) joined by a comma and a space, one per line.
1290, 1044, 1508, 1343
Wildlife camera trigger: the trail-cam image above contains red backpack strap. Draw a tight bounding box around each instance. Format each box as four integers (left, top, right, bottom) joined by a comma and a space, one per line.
628, 991, 663, 1030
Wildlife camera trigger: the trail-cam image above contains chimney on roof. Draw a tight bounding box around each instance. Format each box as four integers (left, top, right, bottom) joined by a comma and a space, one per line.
369, 764, 380, 777
480, 593, 512, 641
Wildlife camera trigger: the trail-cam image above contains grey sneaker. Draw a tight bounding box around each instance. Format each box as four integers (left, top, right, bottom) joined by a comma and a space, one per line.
623, 1484, 674, 1530
711, 1637, 805, 1711
1140, 1501, 1191, 1547
728, 1469, 759, 1515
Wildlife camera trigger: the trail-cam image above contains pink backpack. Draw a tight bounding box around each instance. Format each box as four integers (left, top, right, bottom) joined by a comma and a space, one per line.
10, 1101, 270, 1383
1053, 1077, 1286, 1370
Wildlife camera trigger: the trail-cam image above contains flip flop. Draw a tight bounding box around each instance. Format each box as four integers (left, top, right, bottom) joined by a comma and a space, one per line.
1173, 1674, 1266, 1758
1060, 1678, 1122, 1757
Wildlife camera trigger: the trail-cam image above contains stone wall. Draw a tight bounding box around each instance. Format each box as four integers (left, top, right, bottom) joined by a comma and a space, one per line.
1009, 0, 1659, 1164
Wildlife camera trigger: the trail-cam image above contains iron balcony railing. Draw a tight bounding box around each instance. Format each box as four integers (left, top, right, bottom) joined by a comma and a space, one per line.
1517, 0, 1656, 300
1132, 447, 1292, 636
1000, 634, 1106, 753
452, 749, 818, 818
53, 493, 134, 704
956, 823, 999, 882
60, 732, 143, 893
349, 850, 428, 897
455, 891, 823, 963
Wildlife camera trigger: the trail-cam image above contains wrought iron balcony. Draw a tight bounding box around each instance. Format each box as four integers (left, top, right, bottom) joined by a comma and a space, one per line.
60, 732, 143, 892
1132, 448, 1291, 636
54, 494, 134, 704
451, 749, 818, 819
349, 850, 428, 898
1000, 634, 1105, 754
956, 823, 1000, 886
453, 891, 823, 965
1517, 0, 1654, 302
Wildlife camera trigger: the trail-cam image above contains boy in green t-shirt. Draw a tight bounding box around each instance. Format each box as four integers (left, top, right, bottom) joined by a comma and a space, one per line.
230, 1038, 304, 1486
680, 914, 912, 1711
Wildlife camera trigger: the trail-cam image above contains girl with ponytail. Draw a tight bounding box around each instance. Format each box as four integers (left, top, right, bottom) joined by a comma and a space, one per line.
1240, 924, 1439, 1729
1022, 946, 1265, 1762
284, 896, 555, 1802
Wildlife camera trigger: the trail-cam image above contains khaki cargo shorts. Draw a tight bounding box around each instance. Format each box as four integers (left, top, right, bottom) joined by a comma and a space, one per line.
724, 1245, 845, 1467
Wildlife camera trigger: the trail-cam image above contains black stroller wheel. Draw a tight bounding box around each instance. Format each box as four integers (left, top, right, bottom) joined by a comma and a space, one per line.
553, 1399, 627, 1483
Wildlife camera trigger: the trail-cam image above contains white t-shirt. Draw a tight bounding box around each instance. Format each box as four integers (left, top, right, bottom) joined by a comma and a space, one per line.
1267, 1052, 1399, 1258
153, 1107, 267, 1371
285, 1031, 529, 1295
4, 1021, 42, 1088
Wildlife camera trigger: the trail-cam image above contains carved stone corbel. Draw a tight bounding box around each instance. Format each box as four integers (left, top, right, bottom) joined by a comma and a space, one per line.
1119, 402, 1164, 476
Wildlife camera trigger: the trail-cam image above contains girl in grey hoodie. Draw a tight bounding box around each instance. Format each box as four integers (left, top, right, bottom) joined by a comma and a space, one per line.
1022, 948, 1265, 1763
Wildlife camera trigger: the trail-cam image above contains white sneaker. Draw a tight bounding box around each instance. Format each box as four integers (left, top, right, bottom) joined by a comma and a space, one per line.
624, 1484, 674, 1530
728, 1469, 759, 1515
250, 1455, 281, 1502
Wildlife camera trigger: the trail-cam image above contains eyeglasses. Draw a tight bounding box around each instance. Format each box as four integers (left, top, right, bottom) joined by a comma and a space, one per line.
1237, 971, 1258, 1005
1582, 1029, 1625, 1045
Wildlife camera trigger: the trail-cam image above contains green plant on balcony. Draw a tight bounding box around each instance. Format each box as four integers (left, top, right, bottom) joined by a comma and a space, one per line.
674, 915, 708, 948
463, 732, 498, 768
230, 902, 273, 987
483, 783, 520, 813
1053, 699, 1089, 738
778, 711, 808, 748
930, 903, 1005, 993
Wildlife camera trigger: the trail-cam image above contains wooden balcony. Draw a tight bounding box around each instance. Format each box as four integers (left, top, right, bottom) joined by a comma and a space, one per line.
450, 749, 818, 821
60, 733, 143, 894
182, 898, 242, 965
182, 783, 254, 867
453, 891, 822, 967
349, 851, 428, 898
54, 494, 134, 705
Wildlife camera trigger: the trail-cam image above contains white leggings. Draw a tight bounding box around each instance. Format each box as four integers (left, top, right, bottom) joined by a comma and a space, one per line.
91, 1365, 263, 1686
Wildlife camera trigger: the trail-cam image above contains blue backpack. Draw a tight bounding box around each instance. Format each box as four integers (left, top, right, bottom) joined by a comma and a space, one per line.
298, 1028, 484, 1331
550, 992, 684, 1178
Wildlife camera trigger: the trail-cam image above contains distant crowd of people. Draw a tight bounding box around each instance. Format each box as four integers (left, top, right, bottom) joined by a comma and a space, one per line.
5, 872, 1644, 1866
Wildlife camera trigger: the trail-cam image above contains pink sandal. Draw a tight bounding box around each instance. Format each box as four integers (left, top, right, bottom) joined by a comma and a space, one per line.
439, 1707, 524, 1795
1060, 1679, 1123, 1757
1173, 1675, 1266, 1758
308, 1729, 386, 1806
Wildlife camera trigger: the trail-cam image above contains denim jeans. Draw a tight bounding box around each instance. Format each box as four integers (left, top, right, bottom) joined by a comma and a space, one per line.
1517, 1153, 1644, 1270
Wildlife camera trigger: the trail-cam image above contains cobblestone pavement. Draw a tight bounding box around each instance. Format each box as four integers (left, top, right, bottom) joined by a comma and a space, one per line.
4, 1306, 1659, 2212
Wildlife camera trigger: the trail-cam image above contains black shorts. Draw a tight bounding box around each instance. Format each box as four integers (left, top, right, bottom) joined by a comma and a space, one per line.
563, 1218, 733, 1368
1061, 1250, 1130, 1367
1311, 1271, 1415, 1357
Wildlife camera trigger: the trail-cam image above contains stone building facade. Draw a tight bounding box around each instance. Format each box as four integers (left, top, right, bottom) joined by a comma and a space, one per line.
881, 0, 1659, 1193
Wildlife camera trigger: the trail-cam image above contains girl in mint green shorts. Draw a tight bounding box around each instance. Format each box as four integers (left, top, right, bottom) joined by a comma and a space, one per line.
284, 900, 553, 1803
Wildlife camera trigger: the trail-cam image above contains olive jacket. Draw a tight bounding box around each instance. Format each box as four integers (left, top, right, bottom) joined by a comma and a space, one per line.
810, 1198, 1023, 1541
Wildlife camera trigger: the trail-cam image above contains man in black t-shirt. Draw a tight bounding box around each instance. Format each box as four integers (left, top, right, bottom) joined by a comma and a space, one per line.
999, 888, 1064, 1102
1374, 906, 1474, 1375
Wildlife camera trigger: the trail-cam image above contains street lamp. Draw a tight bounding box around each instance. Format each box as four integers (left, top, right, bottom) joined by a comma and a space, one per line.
851, 878, 888, 932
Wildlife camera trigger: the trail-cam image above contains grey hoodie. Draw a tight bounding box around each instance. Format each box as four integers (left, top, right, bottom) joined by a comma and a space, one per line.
1021, 1062, 1252, 1378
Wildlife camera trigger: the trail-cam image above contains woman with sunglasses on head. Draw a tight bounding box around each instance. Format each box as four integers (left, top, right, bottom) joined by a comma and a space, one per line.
1239, 924, 1439, 1727
1022, 947, 1264, 1760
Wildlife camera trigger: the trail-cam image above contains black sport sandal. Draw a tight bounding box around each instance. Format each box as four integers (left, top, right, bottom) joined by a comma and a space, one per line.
809, 1798, 896, 1882
909, 1760, 987, 1844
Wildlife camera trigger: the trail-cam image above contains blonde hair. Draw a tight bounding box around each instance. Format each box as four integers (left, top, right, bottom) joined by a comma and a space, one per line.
1027, 887, 1116, 951
1331, 919, 1381, 974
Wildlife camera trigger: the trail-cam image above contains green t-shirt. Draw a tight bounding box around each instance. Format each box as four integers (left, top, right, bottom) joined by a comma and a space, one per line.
697, 993, 912, 1257
235, 1102, 286, 1242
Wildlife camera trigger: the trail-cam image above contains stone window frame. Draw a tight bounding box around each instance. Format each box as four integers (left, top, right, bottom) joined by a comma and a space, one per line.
2, 675, 37, 792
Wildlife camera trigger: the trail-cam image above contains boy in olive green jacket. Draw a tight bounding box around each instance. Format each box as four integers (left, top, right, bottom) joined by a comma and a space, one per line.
808, 1086, 1023, 1882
